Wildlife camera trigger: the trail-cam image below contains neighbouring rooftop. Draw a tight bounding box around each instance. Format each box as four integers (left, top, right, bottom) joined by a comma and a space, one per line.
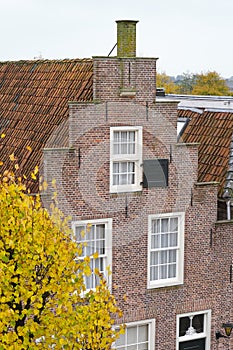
161, 94, 233, 198
0, 58, 93, 192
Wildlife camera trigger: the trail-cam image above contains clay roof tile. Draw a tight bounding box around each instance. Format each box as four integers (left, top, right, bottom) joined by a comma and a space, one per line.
0, 58, 93, 192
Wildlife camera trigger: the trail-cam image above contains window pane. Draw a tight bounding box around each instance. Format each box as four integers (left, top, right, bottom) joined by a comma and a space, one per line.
85, 272, 96, 290
160, 250, 167, 264
121, 142, 128, 154
151, 234, 159, 249
170, 217, 178, 232
75, 226, 84, 241
152, 219, 160, 234
113, 144, 120, 155
128, 143, 135, 154
168, 263, 176, 278
86, 226, 94, 240
96, 239, 105, 254
121, 162, 128, 172
95, 257, 104, 274
86, 244, 95, 256
193, 314, 204, 333
113, 174, 119, 185
113, 162, 119, 172
121, 131, 127, 142
128, 162, 135, 184
115, 332, 125, 346
127, 327, 136, 344
138, 325, 148, 342
169, 250, 176, 263
161, 233, 168, 248
128, 173, 135, 185
96, 224, 105, 239
150, 266, 158, 281
113, 131, 120, 142
129, 131, 135, 142
160, 265, 167, 279
161, 218, 168, 232
170, 232, 177, 246
120, 174, 127, 185
128, 162, 135, 172
150, 251, 158, 265
179, 316, 190, 336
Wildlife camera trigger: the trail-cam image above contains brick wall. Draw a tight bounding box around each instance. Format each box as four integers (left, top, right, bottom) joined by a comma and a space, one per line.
93, 57, 157, 104
42, 56, 233, 349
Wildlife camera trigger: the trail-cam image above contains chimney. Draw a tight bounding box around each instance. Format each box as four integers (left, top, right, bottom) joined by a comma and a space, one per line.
116, 20, 138, 57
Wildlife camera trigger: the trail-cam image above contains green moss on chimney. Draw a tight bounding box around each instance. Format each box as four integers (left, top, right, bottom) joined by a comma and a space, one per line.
116, 20, 138, 57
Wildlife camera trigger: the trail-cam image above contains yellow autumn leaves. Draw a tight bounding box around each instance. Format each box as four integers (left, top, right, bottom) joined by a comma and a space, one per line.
0, 169, 123, 349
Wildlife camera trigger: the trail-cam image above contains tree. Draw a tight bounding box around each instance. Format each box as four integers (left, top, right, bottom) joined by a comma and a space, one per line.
175, 72, 197, 95
0, 166, 123, 349
192, 71, 230, 96
156, 71, 179, 94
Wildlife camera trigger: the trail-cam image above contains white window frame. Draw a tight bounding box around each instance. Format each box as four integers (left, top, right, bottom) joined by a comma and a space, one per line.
114, 319, 155, 350
176, 310, 211, 350
148, 212, 185, 289
110, 126, 143, 193
72, 218, 112, 291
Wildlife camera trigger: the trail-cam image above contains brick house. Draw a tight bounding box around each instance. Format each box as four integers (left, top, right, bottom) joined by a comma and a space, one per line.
1, 20, 233, 350
41, 21, 233, 350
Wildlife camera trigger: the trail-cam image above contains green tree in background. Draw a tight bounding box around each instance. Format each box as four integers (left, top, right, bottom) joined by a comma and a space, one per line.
176, 72, 197, 95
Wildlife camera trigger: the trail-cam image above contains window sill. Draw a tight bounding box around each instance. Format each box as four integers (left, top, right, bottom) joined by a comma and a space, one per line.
110, 185, 142, 194
147, 280, 183, 289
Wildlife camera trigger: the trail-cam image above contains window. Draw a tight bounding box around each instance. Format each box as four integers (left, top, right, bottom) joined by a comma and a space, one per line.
176, 310, 211, 350
72, 218, 112, 291
148, 212, 185, 289
110, 126, 142, 193
114, 319, 155, 350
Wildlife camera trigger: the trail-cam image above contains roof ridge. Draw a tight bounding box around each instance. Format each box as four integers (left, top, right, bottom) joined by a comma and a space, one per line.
0, 58, 93, 65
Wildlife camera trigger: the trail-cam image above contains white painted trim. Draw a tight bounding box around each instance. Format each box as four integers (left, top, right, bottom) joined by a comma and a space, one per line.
147, 212, 185, 289
110, 126, 143, 193
71, 218, 112, 291
176, 309, 211, 350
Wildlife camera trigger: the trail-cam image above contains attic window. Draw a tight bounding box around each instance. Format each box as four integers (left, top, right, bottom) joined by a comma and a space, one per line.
110, 126, 143, 193
143, 159, 168, 188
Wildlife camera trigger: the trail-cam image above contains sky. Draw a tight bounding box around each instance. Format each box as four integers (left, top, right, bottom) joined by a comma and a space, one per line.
1, 0, 233, 78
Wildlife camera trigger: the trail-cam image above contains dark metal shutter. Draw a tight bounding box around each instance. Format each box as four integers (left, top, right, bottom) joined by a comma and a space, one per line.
143, 159, 168, 188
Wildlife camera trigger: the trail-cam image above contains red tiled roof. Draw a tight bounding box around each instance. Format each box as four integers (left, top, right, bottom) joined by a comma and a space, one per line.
0, 59, 93, 192
180, 108, 233, 196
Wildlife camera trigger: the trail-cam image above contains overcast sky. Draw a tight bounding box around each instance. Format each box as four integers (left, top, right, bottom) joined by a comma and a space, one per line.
1, 0, 233, 78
